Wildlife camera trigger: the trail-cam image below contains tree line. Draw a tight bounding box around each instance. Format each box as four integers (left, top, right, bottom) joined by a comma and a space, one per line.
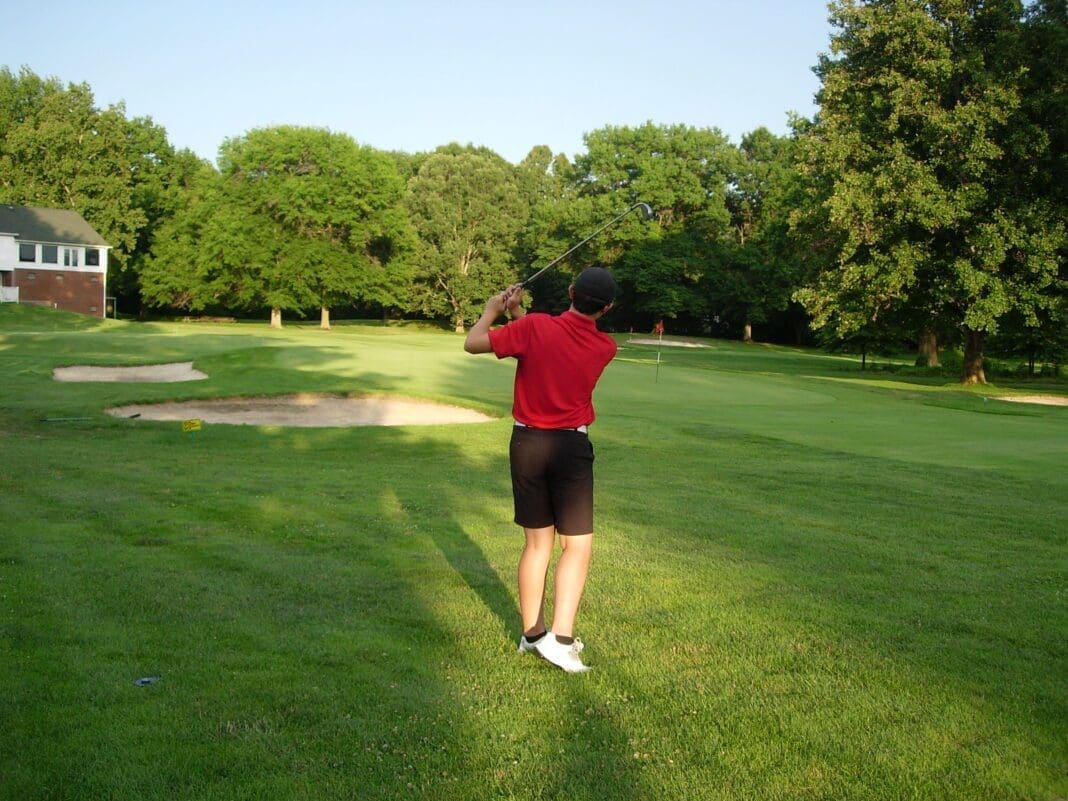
1, 0, 1063, 383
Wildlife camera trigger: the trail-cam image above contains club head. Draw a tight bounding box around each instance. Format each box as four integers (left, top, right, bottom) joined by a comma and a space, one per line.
636, 202, 654, 220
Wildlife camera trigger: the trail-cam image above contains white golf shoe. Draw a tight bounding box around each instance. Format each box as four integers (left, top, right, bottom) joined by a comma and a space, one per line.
517, 630, 550, 654
534, 635, 591, 673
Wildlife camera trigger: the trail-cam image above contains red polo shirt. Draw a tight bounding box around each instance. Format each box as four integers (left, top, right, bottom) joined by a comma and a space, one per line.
488, 310, 617, 429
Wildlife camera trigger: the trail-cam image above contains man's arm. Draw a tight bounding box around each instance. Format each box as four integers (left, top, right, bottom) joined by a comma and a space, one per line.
464, 284, 524, 354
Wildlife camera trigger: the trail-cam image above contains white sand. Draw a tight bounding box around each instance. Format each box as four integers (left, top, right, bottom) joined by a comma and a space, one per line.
106, 393, 496, 427
54, 362, 207, 382
994, 395, 1068, 406
627, 338, 709, 348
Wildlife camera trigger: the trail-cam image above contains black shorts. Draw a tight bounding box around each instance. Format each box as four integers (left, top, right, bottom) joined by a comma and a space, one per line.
509, 425, 595, 535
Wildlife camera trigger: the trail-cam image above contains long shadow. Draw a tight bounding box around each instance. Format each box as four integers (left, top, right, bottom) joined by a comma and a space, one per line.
356, 421, 652, 799
427, 512, 519, 644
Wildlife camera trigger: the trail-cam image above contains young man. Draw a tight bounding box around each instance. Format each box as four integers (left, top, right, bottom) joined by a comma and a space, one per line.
464, 267, 618, 673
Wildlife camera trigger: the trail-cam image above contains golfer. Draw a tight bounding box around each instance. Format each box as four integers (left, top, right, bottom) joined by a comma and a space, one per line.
464, 267, 618, 673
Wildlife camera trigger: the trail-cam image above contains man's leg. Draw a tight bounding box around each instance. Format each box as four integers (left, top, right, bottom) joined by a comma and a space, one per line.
519, 525, 555, 636
550, 533, 592, 638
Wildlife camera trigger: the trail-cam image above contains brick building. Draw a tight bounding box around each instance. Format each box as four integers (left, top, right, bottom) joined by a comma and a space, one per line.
0, 205, 110, 317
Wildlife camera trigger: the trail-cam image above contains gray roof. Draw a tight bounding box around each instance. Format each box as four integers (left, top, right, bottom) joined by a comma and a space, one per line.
0, 205, 109, 247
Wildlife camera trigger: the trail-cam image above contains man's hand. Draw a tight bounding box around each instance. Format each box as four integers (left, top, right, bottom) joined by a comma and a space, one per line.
483, 288, 510, 319
466, 284, 524, 354
503, 283, 525, 319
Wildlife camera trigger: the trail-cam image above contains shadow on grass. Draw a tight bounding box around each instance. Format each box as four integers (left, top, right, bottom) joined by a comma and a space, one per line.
303, 422, 649, 799
426, 512, 518, 644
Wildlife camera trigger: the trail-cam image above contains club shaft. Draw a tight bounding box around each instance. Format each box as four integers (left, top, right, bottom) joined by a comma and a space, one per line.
521, 203, 651, 287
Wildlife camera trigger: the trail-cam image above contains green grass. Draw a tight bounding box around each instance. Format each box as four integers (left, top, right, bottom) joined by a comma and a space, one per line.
1, 305, 1065, 801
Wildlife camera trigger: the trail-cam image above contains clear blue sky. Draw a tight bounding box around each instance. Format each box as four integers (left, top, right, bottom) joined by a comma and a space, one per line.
6, 1, 834, 165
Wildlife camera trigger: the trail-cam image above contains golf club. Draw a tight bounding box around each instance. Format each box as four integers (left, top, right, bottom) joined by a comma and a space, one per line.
520, 202, 654, 288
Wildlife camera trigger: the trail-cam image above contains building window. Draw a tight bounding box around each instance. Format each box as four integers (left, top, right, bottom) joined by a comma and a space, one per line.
64, 248, 79, 267
90, 275, 100, 283
26, 272, 36, 281
85, 248, 100, 266
55, 273, 64, 282
42, 245, 58, 263
19, 243, 36, 262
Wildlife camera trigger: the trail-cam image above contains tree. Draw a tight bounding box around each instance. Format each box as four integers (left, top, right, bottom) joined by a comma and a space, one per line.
552, 122, 736, 332
515, 145, 557, 207
222, 126, 413, 328
989, 300, 1068, 376
0, 67, 209, 314
795, 0, 1066, 383
721, 127, 808, 342
0, 67, 147, 288
139, 162, 231, 312
405, 146, 527, 332
143, 127, 413, 325
118, 122, 207, 314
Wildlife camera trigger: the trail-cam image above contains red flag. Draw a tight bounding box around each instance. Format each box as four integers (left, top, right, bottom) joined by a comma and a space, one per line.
653, 320, 664, 336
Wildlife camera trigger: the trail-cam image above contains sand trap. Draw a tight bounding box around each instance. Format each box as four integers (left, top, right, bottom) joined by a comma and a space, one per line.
54, 362, 207, 383
106, 394, 495, 427
627, 338, 709, 349
995, 395, 1068, 406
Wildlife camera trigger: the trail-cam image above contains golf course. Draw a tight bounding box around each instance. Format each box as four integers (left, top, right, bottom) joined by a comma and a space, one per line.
1, 304, 1065, 800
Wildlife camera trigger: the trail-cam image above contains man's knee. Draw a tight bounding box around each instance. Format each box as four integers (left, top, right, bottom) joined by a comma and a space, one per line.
559, 533, 593, 553
523, 526, 555, 551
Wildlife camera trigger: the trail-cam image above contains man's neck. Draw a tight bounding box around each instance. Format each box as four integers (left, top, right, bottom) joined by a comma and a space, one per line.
568, 305, 602, 321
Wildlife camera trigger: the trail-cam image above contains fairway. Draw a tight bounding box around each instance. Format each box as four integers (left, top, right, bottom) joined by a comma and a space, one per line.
1, 308, 1065, 801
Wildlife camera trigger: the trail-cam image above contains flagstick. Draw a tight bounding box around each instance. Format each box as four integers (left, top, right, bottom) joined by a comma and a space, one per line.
655, 328, 663, 383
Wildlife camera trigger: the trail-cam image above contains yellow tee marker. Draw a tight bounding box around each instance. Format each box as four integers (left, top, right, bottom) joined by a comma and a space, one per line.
182, 419, 202, 432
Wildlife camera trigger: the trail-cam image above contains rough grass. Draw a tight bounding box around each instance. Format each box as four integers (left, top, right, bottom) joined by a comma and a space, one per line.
1, 305, 1065, 801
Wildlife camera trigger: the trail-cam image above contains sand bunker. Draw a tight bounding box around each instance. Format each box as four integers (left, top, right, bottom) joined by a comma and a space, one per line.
627, 338, 709, 348
54, 362, 207, 383
995, 395, 1068, 407
106, 394, 495, 427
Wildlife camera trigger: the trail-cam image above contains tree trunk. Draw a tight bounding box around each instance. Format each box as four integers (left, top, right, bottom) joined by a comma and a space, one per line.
962, 327, 986, 384
454, 313, 465, 334
742, 321, 753, 342
917, 328, 939, 367
320, 305, 331, 330
270, 307, 282, 329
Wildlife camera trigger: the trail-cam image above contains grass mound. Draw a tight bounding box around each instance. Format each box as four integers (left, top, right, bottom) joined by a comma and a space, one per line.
0, 303, 127, 332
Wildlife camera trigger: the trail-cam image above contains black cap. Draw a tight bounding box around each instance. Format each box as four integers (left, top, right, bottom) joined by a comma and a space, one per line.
573, 267, 617, 306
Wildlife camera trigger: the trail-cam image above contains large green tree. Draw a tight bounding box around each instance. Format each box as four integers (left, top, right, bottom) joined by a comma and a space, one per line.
0, 68, 146, 292
223, 126, 413, 328
0, 67, 204, 313
140, 164, 276, 314
996, 0, 1068, 373
795, 0, 1065, 383
120, 124, 208, 314
720, 127, 808, 342
405, 145, 527, 332
144, 126, 413, 326
545, 122, 736, 331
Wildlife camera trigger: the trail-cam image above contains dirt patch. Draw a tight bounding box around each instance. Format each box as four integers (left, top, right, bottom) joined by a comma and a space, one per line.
54, 362, 207, 382
627, 338, 709, 349
106, 394, 496, 427
995, 395, 1068, 406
